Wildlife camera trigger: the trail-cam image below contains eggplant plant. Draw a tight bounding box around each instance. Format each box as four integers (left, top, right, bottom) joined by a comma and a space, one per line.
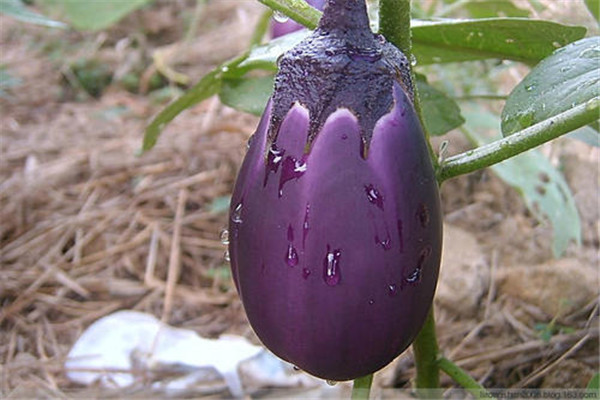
143, 0, 599, 397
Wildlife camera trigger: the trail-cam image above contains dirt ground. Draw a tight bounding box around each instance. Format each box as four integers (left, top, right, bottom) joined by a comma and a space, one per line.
0, 0, 598, 398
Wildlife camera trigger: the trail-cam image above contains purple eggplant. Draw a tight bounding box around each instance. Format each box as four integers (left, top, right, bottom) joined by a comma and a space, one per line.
270, 0, 326, 38
229, 0, 442, 381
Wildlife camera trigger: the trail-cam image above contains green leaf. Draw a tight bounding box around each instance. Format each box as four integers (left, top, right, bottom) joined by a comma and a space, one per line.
464, 107, 581, 257
416, 79, 465, 136
43, 0, 152, 31
143, 33, 302, 150
208, 196, 231, 214
143, 68, 222, 151
0, 0, 66, 28
585, 0, 600, 22
502, 37, 600, 136
238, 29, 308, 72
464, 0, 529, 18
588, 373, 600, 391
219, 75, 274, 116
568, 126, 600, 147
411, 18, 586, 65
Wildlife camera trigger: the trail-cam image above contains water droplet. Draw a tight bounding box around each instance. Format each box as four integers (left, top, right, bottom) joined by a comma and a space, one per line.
560, 66, 572, 73
375, 233, 391, 250
221, 66, 229, 73
224, 250, 231, 262
406, 246, 432, 285
287, 224, 294, 242
323, 246, 342, 286
417, 203, 430, 228
368, 299, 375, 305
388, 284, 398, 297
525, 83, 535, 92
231, 202, 243, 224
405, 267, 421, 284
286, 244, 299, 267
278, 156, 307, 197
273, 11, 289, 23
264, 144, 285, 186
326, 380, 338, 386
303, 203, 310, 248
552, 41, 562, 48
341, 133, 348, 140
505, 38, 515, 44
302, 268, 311, 279
410, 54, 418, 66
246, 134, 255, 149
220, 229, 229, 245
365, 184, 384, 210
293, 365, 301, 371
477, 31, 484, 37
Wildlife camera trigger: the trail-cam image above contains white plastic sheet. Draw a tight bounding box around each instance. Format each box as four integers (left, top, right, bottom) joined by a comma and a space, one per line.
65, 310, 321, 397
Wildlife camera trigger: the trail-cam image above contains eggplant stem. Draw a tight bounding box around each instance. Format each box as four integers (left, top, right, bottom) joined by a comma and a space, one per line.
352, 374, 374, 400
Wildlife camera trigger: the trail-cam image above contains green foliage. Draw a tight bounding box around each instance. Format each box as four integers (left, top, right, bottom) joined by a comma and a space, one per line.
411, 18, 586, 65
0, 0, 66, 28
568, 126, 600, 147
585, 0, 600, 22
43, 0, 152, 31
533, 322, 575, 342
219, 75, 275, 116
463, 1, 529, 18
208, 196, 231, 214
502, 37, 600, 136
238, 30, 307, 72
588, 373, 600, 392
464, 108, 581, 257
68, 59, 113, 98
143, 66, 223, 151
0, 66, 22, 98
416, 78, 465, 136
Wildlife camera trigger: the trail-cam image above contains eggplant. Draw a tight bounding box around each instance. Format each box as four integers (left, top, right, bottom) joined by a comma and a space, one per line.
229, 0, 442, 381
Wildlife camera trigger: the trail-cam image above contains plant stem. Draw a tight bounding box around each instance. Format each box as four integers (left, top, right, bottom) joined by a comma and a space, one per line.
437, 357, 496, 399
438, 97, 600, 183
379, 0, 411, 57
412, 307, 440, 397
250, 10, 275, 47
351, 374, 374, 400
257, 0, 321, 30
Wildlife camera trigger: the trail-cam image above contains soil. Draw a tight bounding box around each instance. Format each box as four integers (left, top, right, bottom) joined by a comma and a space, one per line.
1, 0, 598, 398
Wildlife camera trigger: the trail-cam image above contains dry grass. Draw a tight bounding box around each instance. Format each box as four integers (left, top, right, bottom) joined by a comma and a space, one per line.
1, 0, 598, 398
